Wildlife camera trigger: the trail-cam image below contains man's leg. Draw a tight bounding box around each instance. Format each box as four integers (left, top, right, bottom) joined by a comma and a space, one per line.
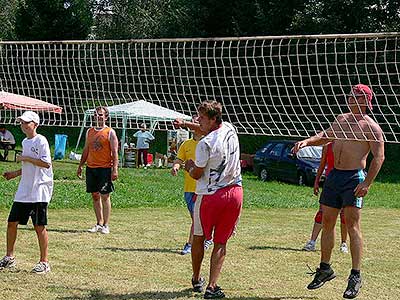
34, 225, 48, 262
340, 209, 348, 243
320, 204, 340, 264
192, 235, 205, 281
6, 222, 18, 257
101, 193, 111, 226
208, 243, 226, 289
92, 192, 103, 225
344, 206, 362, 270
311, 223, 323, 241
143, 149, 148, 166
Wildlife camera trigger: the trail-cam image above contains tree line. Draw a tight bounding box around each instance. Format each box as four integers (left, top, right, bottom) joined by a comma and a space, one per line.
1, 0, 400, 41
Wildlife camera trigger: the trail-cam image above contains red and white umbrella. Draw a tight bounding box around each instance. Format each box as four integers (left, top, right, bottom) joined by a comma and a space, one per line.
0, 91, 62, 114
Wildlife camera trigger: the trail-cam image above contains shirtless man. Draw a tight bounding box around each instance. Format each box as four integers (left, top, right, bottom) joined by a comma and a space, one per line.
293, 84, 385, 299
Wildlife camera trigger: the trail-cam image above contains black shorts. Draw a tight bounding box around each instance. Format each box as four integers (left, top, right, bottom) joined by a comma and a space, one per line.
320, 168, 366, 209
8, 202, 48, 226
86, 167, 115, 194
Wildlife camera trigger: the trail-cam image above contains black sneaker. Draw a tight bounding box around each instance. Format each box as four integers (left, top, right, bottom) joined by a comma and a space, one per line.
307, 266, 336, 289
343, 273, 362, 299
204, 286, 225, 299
192, 277, 205, 293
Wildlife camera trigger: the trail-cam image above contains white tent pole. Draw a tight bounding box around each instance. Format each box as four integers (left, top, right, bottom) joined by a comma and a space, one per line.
149, 120, 158, 134
120, 114, 127, 167
75, 113, 87, 152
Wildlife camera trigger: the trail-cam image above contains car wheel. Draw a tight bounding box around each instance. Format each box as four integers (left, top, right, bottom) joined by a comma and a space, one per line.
259, 168, 269, 181
297, 171, 307, 186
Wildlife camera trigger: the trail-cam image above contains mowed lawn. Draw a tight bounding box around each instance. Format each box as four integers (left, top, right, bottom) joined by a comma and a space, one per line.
0, 160, 398, 299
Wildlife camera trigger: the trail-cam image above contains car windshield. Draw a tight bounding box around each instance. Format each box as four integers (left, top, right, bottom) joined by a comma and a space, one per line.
297, 146, 322, 160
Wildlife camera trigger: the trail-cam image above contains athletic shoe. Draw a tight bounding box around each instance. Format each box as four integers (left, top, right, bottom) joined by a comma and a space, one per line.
101, 225, 110, 234
88, 224, 103, 233
31, 261, 51, 274
303, 240, 316, 252
340, 242, 349, 253
343, 273, 362, 299
307, 265, 336, 289
204, 240, 213, 250
181, 243, 192, 255
0, 256, 16, 269
192, 277, 205, 293
204, 286, 225, 299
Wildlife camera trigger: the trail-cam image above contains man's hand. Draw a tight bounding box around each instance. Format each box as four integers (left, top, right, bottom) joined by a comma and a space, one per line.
173, 118, 184, 129
354, 181, 370, 197
184, 159, 195, 172
3, 171, 18, 180
292, 140, 307, 154
171, 165, 179, 176
313, 181, 320, 196
111, 168, 118, 181
16, 155, 25, 162
77, 165, 83, 179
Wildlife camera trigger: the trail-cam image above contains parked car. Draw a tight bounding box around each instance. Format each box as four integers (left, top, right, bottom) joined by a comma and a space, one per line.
253, 140, 323, 185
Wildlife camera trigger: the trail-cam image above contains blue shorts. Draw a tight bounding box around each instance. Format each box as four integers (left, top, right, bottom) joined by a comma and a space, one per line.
320, 168, 366, 209
184, 192, 196, 214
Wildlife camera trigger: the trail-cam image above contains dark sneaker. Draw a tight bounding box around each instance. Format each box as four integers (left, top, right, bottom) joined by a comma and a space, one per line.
0, 256, 16, 270
204, 286, 225, 299
192, 277, 205, 293
343, 273, 362, 299
307, 266, 336, 289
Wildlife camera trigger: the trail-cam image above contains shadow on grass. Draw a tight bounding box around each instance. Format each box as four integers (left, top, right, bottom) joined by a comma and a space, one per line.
102, 247, 180, 254
248, 245, 304, 252
19, 227, 88, 234
59, 288, 317, 300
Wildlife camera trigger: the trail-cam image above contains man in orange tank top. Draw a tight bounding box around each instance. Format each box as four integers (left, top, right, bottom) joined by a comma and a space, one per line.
77, 106, 119, 234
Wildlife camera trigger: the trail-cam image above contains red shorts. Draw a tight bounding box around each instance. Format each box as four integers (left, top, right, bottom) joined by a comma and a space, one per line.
194, 185, 243, 244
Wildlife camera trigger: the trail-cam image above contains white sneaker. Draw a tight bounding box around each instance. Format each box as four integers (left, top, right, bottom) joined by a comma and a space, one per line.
31, 261, 50, 274
88, 224, 103, 233
340, 242, 349, 253
0, 256, 16, 269
302, 240, 316, 251
101, 225, 110, 234
204, 240, 213, 250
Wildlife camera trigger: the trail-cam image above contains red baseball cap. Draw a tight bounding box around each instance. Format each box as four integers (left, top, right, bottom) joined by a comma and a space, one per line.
350, 84, 373, 110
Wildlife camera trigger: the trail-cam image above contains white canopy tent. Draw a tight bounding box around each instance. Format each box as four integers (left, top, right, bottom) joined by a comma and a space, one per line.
75, 100, 192, 165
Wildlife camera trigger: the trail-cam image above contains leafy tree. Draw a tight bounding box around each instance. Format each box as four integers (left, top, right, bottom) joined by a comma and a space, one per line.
15, 0, 94, 40
0, 0, 19, 40
290, 0, 400, 34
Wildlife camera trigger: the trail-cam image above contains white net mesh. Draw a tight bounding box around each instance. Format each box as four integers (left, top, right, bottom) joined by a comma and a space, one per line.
0, 33, 399, 142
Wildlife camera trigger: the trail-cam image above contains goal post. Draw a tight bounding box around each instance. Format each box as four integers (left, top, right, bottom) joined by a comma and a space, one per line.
0, 33, 399, 142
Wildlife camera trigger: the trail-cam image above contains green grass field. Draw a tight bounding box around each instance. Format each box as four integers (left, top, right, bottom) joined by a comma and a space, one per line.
0, 160, 399, 299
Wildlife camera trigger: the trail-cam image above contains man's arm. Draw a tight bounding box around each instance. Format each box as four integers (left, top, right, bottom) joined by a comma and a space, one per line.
313, 145, 328, 196
77, 133, 89, 179
293, 131, 333, 153
3, 169, 22, 180
109, 129, 119, 181
16, 156, 51, 168
184, 159, 204, 180
354, 137, 385, 197
173, 118, 206, 135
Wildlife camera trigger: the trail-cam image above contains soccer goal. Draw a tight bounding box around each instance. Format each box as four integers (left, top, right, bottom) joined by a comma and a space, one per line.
0, 33, 399, 142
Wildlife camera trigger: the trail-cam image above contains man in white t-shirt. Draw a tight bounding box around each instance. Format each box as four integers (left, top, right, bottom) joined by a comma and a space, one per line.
0, 125, 16, 161
175, 100, 243, 299
1, 111, 53, 274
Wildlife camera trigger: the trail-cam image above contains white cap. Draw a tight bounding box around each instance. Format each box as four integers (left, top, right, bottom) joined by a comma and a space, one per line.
17, 111, 40, 125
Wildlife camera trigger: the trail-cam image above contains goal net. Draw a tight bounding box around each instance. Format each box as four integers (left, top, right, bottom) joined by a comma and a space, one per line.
0, 33, 399, 142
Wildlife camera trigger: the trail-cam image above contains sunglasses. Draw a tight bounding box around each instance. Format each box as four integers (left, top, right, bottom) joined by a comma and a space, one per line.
19, 120, 33, 125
